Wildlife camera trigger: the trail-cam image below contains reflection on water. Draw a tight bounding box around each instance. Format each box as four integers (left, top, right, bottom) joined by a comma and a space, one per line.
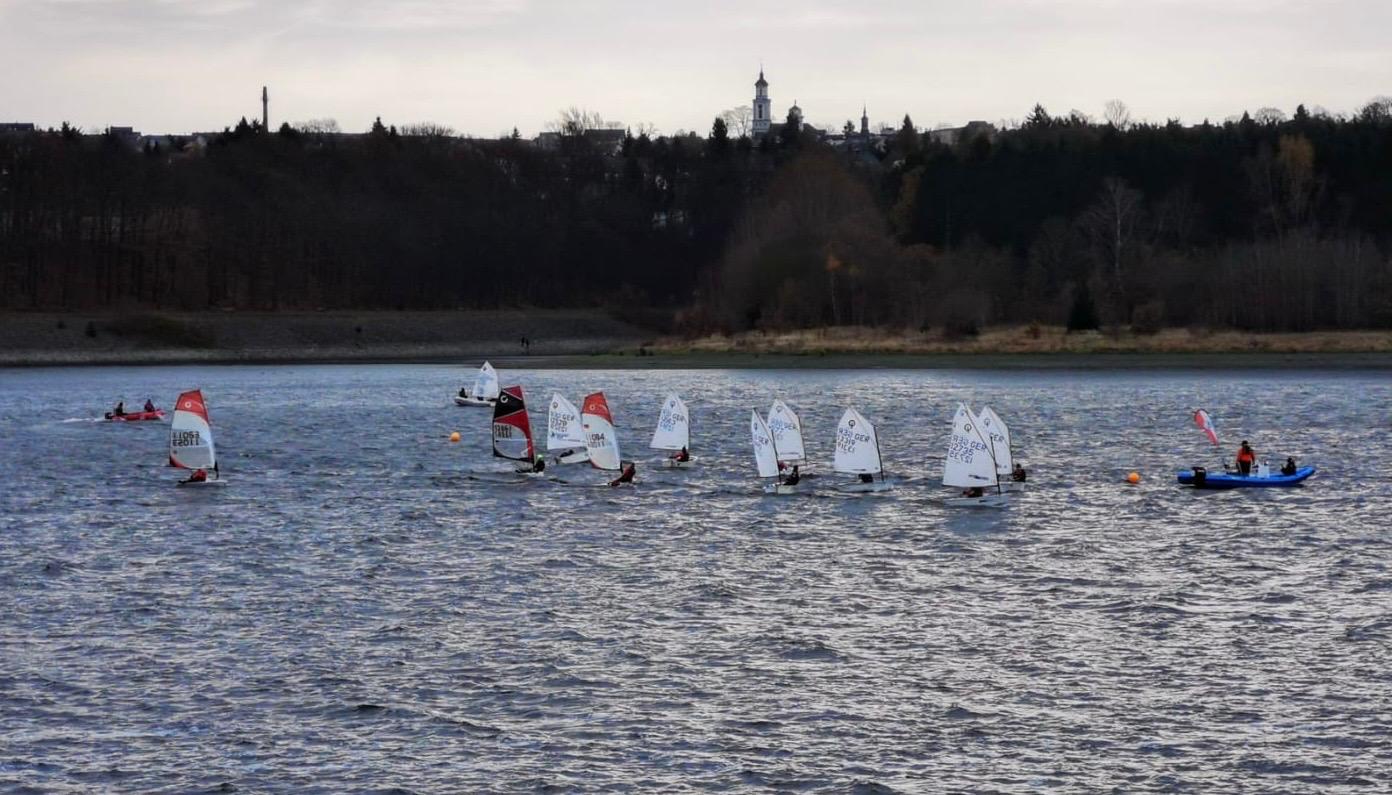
1, 364, 1389, 792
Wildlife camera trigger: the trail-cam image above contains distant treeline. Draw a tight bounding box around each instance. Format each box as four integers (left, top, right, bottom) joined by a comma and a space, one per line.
2, 101, 1391, 333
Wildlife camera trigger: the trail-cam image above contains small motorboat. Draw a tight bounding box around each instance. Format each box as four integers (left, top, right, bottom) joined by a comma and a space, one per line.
106, 409, 164, 422
1178, 465, 1315, 489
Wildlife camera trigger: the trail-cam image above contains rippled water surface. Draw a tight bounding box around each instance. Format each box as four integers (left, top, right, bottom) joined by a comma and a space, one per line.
2, 364, 1390, 793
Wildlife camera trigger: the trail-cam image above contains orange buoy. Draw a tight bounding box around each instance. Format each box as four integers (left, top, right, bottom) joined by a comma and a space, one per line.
1126, 471, 1141, 484
449, 431, 461, 443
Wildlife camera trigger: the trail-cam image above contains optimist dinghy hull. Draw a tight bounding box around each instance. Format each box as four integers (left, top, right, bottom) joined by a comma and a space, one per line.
841, 481, 893, 494
1177, 466, 1315, 489
663, 458, 695, 469
176, 478, 226, 488
763, 483, 804, 496
555, 449, 590, 465
455, 396, 495, 407
945, 494, 1009, 508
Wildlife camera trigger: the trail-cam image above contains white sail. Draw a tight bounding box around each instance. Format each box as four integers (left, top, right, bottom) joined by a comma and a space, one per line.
767, 399, 806, 462
547, 393, 585, 451
169, 389, 216, 471
581, 392, 622, 471
650, 394, 690, 451
943, 403, 997, 488
751, 410, 780, 478
472, 361, 500, 401
833, 407, 882, 475
977, 406, 1013, 475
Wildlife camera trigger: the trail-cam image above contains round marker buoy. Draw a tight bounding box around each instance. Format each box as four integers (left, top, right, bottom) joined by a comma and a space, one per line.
1126, 471, 1141, 484
449, 431, 461, 443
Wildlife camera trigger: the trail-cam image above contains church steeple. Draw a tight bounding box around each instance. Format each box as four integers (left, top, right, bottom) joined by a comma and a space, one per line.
752, 67, 772, 136
860, 104, 869, 136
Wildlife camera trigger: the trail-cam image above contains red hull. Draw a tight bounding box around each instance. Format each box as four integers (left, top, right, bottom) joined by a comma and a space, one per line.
106, 410, 165, 422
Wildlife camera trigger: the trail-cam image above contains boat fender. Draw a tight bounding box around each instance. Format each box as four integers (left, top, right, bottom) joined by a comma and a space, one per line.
1192, 466, 1207, 486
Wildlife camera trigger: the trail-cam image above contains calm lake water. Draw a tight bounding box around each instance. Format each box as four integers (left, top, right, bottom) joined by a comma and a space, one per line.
2, 364, 1390, 793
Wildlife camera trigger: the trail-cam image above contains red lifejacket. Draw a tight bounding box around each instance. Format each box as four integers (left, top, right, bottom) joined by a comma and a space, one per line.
1236, 447, 1256, 464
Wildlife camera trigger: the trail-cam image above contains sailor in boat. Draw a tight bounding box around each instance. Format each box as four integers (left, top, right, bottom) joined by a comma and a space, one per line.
458, 387, 469, 399
962, 486, 985, 498
782, 465, 801, 487
518, 455, 546, 475
1281, 457, 1298, 476
183, 468, 208, 484
858, 473, 873, 484
672, 446, 691, 463
1011, 463, 1027, 482
143, 399, 156, 413
1235, 440, 1257, 476
112, 401, 125, 417
609, 461, 637, 487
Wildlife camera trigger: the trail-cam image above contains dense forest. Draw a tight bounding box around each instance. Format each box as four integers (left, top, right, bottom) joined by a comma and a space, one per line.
2, 99, 1390, 333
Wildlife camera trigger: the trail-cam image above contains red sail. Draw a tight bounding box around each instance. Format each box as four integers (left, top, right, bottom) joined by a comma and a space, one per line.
492, 385, 535, 461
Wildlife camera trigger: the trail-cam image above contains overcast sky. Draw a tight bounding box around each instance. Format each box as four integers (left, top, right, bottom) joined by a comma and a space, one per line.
1, 0, 1388, 136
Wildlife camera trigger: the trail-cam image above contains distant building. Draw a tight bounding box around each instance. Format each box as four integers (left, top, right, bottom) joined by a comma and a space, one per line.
0, 122, 36, 134
752, 70, 772, 136
532, 126, 627, 155
927, 120, 996, 146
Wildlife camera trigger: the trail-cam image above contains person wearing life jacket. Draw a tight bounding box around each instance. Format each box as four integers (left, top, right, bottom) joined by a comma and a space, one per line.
782, 465, 801, 487
672, 446, 691, 463
113, 401, 125, 417
458, 387, 469, 399
184, 468, 207, 483
609, 461, 636, 487
143, 399, 155, 413
858, 473, 874, 484
1011, 463, 1027, 482
1235, 440, 1257, 476
1281, 457, 1297, 476
519, 455, 545, 475
962, 486, 985, 498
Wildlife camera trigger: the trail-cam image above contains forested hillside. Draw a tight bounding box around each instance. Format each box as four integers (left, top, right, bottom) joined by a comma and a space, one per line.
2, 101, 1390, 334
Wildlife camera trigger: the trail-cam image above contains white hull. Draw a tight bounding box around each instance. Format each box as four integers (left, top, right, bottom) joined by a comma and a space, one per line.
841, 480, 893, 494
177, 478, 226, 488
454, 396, 495, 407
945, 494, 1009, 508
1000, 480, 1026, 493
554, 449, 590, 465
662, 458, 695, 469
763, 482, 804, 496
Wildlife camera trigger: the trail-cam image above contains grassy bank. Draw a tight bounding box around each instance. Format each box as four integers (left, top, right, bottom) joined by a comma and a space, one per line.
0, 310, 645, 367
645, 326, 1392, 356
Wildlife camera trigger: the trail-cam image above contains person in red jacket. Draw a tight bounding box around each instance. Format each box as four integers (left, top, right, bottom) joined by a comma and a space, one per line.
184, 468, 207, 483
609, 461, 637, 487
1235, 440, 1256, 476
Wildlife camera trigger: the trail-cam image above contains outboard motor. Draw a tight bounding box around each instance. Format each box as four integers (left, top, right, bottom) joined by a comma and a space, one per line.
1192, 466, 1207, 486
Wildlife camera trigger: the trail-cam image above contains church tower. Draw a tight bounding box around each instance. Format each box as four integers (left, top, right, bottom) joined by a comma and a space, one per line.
752, 69, 771, 136
861, 105, 869, 136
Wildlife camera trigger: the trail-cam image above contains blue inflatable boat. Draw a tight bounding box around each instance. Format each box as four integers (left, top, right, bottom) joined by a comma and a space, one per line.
1177, 466, 1315, 489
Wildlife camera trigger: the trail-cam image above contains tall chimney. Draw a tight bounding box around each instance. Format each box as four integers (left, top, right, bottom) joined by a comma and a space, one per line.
262, 86, 269, 131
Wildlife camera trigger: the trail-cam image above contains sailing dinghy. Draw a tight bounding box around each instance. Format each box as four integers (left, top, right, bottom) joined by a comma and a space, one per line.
493, 386, 542, 474
582, 391, 623, 473
651, 394, 694, 468
834, 407, 892, 493
767, 399, 808, 475
547, 393, 590, 465
169, 389, 223, 486
752, 410, 800, 495
943, 403, 1006, 507
978, 406, 1024, 493
455, 361, 501, 407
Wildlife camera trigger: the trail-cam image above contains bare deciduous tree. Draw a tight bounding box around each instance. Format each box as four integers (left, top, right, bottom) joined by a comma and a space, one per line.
400, 123, 456, 138
1253, 106, 1287, 125
296, 118, 340, 134
549, 107, 607, 136
1103, 99, 1131, 130
720, 106, 753, 138
1083, 177, 1143, 289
